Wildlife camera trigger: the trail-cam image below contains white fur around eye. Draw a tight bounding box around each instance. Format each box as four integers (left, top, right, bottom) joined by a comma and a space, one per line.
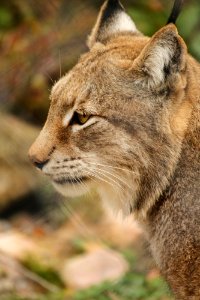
72, 117, 98, 132
62, 110, 74, 127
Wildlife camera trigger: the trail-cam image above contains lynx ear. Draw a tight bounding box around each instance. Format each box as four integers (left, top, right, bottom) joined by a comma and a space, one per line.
88, 0, 138, 48
134, 24, 187, 88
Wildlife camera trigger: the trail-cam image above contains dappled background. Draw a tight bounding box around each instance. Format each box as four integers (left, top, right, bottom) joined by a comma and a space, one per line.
0, 0, 200, 299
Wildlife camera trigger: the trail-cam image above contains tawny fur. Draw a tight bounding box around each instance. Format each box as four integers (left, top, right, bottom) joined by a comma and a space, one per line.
29, 1, 200, 298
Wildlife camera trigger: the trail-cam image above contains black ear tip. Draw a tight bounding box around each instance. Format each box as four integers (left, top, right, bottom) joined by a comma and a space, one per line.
107, 0, 120, 4
167, 0, 184, 25
106, 0, 124, 10
101, 0, 124, 25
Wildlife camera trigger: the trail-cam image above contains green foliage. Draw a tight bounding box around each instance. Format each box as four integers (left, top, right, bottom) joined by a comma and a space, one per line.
191, 33, 200, 60
128, 8, 165, 36
73, 272, 172, 300
23, 256, 64, 288
0, 7, 14, 29
121, 248, 137, 266
33, 292, 67, 300
72, 249, 172, 300
6, 250, 172, 300
70, 238, 88, 254
177, 2, 200, 60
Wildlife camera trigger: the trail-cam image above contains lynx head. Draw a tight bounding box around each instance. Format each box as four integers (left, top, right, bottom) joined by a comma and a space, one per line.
29, 0, 192, 218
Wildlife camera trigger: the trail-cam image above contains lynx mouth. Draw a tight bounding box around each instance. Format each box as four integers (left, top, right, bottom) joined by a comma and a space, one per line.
53, 176, 89, 186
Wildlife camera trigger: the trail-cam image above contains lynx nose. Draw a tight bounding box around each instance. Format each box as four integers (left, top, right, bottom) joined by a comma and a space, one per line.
28, 126, 56, 170
29, 156, 49, 170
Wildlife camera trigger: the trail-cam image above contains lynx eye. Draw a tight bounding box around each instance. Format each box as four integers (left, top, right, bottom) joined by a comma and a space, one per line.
70, 112, 91, 126
77, 113, 90, 125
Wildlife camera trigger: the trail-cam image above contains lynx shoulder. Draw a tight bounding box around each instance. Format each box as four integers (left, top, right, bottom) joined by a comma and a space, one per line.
29, 0, 200, 298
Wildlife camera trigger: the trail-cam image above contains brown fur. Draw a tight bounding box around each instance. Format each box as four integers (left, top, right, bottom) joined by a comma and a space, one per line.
29, 1, 200, 298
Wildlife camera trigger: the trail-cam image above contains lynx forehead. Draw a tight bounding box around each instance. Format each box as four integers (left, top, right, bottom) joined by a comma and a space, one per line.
29, 0, 200, 298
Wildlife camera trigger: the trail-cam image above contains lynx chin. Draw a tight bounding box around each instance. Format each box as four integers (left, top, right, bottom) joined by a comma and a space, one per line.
29, 0, 200, 298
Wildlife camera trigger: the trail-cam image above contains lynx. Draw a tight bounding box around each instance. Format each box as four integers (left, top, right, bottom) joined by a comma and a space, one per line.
29, 0, 200, 298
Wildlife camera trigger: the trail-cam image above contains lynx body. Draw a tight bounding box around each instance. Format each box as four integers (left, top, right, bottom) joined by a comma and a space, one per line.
29, 1, 200, 298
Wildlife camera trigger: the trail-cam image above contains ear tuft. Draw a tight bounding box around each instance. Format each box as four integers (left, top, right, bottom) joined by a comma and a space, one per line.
88, 0, 138, 49
134, 25, 187, 88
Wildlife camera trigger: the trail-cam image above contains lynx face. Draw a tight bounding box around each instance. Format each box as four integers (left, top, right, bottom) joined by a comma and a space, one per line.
29, 0, 191, 217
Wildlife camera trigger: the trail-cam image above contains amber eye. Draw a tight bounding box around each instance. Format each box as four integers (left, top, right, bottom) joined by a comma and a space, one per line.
77, 113, 90, 125
70, 112, 90, 125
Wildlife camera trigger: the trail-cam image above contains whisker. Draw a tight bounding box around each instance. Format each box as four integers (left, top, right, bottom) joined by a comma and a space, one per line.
88, 162, 137, 175
61, 201, 102, 243
44, 71, 54, 84
60, 204, 91, 239
84, 168, 125, 207
84, 168, 119, 192
75, 175, 94, 199
81, 156, 136, 174
88, 166, 132, 192
85, 167, 124, 193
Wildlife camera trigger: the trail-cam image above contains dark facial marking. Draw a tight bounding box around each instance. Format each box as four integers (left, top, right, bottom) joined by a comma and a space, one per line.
54, 176, 88, 185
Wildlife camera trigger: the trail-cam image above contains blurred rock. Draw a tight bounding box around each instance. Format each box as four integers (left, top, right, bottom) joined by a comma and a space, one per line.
0, 112, 42, 210
61, 247, 129, 290
0, 230, 40, 259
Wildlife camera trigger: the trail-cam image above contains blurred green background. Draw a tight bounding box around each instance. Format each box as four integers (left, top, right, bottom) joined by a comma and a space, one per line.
0, 0, 199, 299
